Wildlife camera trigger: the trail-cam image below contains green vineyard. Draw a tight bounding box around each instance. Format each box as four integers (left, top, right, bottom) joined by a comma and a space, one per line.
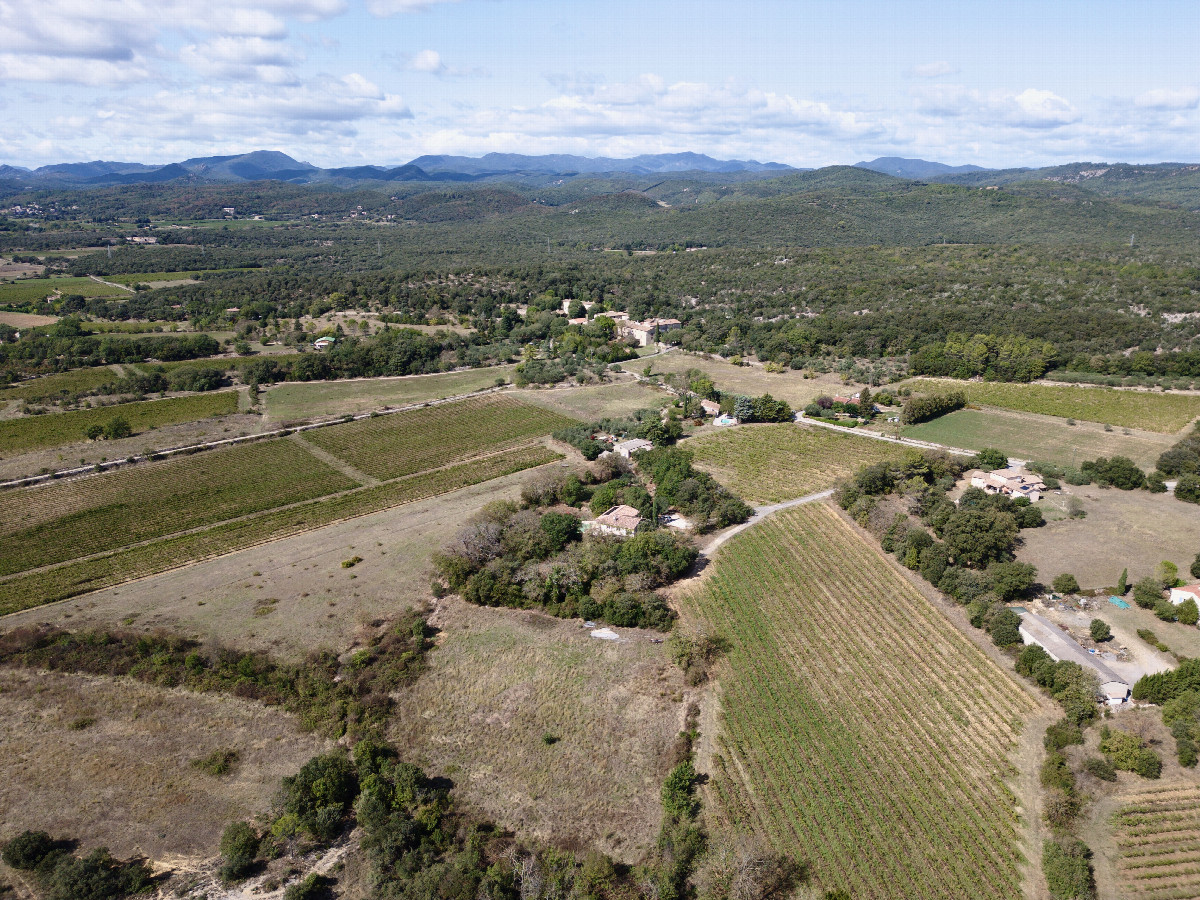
0, 390, 239, 454
687, 423, 913, 503
685, 503, 1036, 900
0, 438, 358, 576
1114, 783, 1200, 900
304, 393, 576, 480
0, 366, 120, 403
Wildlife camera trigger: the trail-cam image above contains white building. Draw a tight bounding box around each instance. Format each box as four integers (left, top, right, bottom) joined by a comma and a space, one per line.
1017, 610, 1130, 705
1169, 584, 1200, 606
613, 438, 654, 458
969, 465, 1046, 502
588, 504, 644, 537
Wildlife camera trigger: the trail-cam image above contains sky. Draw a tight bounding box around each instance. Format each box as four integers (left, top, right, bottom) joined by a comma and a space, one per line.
2, 0, 1199, 169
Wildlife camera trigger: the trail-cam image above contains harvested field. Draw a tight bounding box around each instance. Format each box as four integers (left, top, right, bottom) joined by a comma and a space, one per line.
0, 438, 358, 576
1017, 488, 1200, 596
686, 423, 912, 503
305, 394, 575, 480
900, 408, 1177, 469
1113, 783, 1200, 900
0, 668, 327, 862
516, 380, 668, 421
684, 503, 1036, 900
0, 366, 120, 403
903, 378, 1200, 434
0, 390, 239, 455
0, 311, 58, 328
264, 367, 517, 421
392, 600, 689, 864
0, 456, 561, 659
0, 445, 562, 615
644, 351, 845, 409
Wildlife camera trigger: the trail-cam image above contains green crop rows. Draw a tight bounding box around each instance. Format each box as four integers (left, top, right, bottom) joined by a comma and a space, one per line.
305, 393, 576, 480
0, 438, 358, 577
0, 390, 239, 454
0, 277, 129, 303
1114, 784, 1200, 900
905, 378, 1200, 434
0, 445, 561, 615
686, 503, 1035, 900
687, 423, 912, 503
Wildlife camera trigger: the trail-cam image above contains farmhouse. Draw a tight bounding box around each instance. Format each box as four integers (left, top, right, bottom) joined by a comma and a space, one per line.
613, 437, 653, 458
588, 504, 644, 537
969, 465, 1046, 502
617, 316, 683, 347
1169, 583, 1200, 606
313, 336, 335, 350
1016, 610, 1130, 704
700, 399, 721, 417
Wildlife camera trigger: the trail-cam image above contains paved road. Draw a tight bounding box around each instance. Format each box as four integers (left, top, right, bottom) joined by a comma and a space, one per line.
700, 488, 835, 557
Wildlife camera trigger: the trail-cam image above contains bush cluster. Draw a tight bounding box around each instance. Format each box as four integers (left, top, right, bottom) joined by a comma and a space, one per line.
899, 390, 967, 425
1, 831, 152, 900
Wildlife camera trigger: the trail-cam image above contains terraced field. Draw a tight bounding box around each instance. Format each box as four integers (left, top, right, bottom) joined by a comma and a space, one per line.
686, 423, 913, 503
304, 393, 576, 480
904, 378, 1200, 434
0, 439, 357, 576
0, 445, 560, 615
685, 503, 1036, 900
1113, 783, 1200, 900
0, 391, 239, 454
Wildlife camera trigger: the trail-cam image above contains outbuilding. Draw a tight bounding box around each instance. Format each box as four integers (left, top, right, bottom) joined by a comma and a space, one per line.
1169, 584, 1200, 606
613, 438, 653, 458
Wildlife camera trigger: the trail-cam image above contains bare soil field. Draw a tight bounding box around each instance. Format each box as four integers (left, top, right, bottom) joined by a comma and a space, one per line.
264, 367, 517, 421
516, 380, 667, 420
1017, 488, 1200, 594
0, 462, 556, 659
0, 409, 271, 480
391, 599, 690, 865
0, 311, 57, 327
643, 351, 847, 408
900, 407, 1176, 470
0, 668, 327, 861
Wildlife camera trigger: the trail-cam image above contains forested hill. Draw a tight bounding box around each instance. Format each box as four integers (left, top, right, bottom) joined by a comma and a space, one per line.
4, 165, 1200, 253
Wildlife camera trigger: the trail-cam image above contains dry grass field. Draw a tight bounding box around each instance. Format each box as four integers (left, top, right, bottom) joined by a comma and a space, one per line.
644, 352, 846, 408
683, 503, 1037, 900
0, 668, 328, 861
0, 312, 58, 327
263, 367, 518, 421
1016, 488, 1200, 593
900, 408, 1177, 469
685, 423, 913, 503
392, 600, 691, 864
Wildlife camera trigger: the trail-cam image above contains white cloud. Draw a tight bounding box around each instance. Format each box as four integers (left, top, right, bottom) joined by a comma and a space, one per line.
909, 61, 956, 78
408, 49, 447, 74
1009, 88, 1079, 128
366, 0, 462, 14
1135, 87, 1200, 110
0, 54, 152, 85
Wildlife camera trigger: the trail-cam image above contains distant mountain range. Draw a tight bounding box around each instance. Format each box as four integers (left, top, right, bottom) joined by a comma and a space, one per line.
853, 157, 993, 179
0, 150, 797, 188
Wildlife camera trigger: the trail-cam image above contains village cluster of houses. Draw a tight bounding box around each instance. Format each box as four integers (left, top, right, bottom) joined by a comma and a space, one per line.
558, 300, 683, 347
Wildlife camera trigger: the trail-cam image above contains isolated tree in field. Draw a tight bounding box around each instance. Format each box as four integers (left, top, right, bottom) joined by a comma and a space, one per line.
1159, 560, 1180, 589
103, 416, 132, 440
1090, 619, 1112, 642
1117, 568, 1129, 595
84, 423, 105, 440
219, 822, 259, 881
1133, 577, 1164, 609
1052, 573, 1080, 595
1192, 553, 1200, 580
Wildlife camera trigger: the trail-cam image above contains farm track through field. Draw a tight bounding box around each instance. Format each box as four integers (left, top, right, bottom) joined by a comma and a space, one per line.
0, 443, 562, 616
685, 502, 1035, 900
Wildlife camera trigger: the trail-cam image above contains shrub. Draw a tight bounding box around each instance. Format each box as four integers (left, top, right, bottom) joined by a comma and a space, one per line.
1180, 597, 1200, 626
1052, 574, 1080, 595
1133, 577, 1164, 609
1043, 839, 1096, 900
900, 391, 966, 425
1044, 719, 1084, 751
1154, 599, 1178, 622
219, 822, 259, 882
1083, 756, 1117, 782
42, 848, 153, 900
2, 831, 56, 870
1176, 474, 1200, 503
103, 416, 133, 440
284, 874, 335, 900
1100, 727, 1162, 779
989, 607, 1023, 647
1089, 619, 1111, 642
1081, 456, 1145, 489
193, 748, 239, 776
280, 753, 358, 842
972, 447, 1009, 471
